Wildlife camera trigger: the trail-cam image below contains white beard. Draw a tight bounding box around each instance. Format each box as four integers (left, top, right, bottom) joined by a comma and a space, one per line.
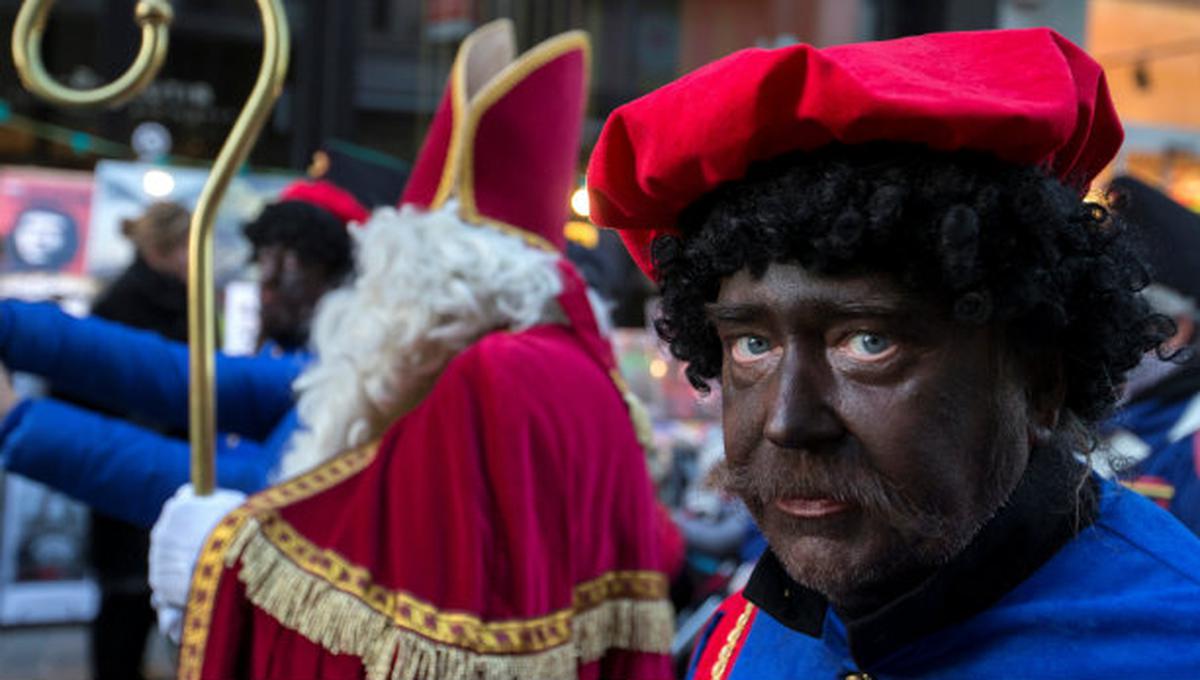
276, 203, 564, 479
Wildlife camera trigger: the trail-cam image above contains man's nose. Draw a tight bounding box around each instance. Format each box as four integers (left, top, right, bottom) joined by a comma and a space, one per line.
763, 349, 844, 451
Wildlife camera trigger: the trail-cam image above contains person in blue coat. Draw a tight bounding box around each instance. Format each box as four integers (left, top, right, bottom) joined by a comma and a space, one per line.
585, 29, 1200, 679
0, 180, 362, 528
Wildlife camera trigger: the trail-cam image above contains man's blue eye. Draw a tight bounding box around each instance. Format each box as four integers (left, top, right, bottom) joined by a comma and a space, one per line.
732, 335, 774, 362
848, 332, 892, 357
744, 336, 770, 354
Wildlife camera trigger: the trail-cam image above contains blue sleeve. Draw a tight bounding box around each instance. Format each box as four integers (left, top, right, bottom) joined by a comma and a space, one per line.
0, 398, 275, 527
1136, 434, 1200, 536
0, 300, 303, 439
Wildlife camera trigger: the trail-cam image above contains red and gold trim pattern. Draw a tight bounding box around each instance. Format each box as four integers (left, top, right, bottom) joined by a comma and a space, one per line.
1123, 475, 1176, 510
179, 440, 382, 680
244, 439, 380, 512
710, 603, 756, 680
428, 20, 503, 211
692, 593, 758, 680
178, 505, 252, 679
179, 436, 673, 680
246, 507, 666, 654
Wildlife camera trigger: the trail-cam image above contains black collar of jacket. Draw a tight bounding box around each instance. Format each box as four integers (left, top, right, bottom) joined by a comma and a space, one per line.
742, 447, 1100, 667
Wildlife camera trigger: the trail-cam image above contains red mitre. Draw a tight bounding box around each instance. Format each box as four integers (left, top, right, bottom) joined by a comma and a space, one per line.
400, 19, 589, 251
585, 28, 1124, 279
279, 179, 370, 225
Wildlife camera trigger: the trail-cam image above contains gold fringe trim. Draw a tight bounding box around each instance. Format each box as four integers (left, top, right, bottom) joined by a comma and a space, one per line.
178, 442, 384, 679
228, 522, 673, 680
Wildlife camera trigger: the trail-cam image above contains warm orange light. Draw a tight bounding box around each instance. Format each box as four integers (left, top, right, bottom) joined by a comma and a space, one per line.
564, 220, 598, 249
649, 358, 669, 379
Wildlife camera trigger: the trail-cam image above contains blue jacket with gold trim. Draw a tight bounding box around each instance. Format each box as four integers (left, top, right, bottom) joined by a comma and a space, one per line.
688, 483, 1200, 680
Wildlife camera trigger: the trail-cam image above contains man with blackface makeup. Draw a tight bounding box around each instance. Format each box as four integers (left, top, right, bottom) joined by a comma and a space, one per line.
587, 28, 1200, 679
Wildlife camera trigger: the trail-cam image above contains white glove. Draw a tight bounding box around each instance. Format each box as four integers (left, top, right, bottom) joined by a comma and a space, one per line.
149, 483, 246, 643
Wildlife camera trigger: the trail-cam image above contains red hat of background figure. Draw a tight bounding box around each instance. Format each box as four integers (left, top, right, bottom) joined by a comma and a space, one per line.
280, 179, 370, 225
586, 28, 1124, 279
401, 19, 590, 251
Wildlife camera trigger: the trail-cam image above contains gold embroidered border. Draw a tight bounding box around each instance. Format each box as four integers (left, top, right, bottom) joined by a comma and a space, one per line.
233, 524, 673, 680
178, 505, 252, 680
430, 19, 509, 209
250, 508, 667, 655
246, 438, 381, 512
177, 440, 381, 680
710, 602, 756, 680
477, 215, 559, 253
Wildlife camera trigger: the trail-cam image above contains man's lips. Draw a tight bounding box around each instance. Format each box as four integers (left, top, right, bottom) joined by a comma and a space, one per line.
775, 497, 853, 518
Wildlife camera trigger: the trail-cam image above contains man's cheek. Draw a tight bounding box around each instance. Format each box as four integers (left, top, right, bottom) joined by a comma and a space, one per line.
836, 392, 907, 457
721, 385, 765, 462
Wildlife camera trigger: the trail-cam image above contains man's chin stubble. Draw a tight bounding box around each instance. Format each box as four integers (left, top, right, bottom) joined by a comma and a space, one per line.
756, 502, 993, 610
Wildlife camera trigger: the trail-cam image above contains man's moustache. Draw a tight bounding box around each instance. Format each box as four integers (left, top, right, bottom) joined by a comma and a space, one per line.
711, 447, 949, 538
712, 450, 882, 507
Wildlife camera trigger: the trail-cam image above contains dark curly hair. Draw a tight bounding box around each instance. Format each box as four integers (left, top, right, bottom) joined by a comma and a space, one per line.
242, 201, 354, 283
652, 142, 1170, 439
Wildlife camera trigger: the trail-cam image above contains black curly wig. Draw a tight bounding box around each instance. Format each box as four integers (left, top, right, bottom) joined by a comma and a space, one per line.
652, 142, 1171, 439
242, 201, 354, 282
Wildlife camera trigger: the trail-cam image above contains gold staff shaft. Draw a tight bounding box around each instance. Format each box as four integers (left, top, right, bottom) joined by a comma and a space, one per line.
189, 0, 290, 494
11, 0, 173, 108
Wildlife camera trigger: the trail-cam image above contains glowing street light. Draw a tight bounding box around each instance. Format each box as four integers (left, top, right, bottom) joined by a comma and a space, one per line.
570, 185, 589, 218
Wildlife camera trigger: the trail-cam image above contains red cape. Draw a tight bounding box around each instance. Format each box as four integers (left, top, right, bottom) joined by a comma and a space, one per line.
179, 266, 677, 679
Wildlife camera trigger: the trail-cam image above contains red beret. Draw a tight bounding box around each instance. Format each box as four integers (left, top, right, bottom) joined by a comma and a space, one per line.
586, 28, 1124, 278
280, 179, 370, 225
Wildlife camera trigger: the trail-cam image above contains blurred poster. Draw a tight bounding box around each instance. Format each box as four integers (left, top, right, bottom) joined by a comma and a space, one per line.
0, 167, 94, 275
87, 160, 295, 282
